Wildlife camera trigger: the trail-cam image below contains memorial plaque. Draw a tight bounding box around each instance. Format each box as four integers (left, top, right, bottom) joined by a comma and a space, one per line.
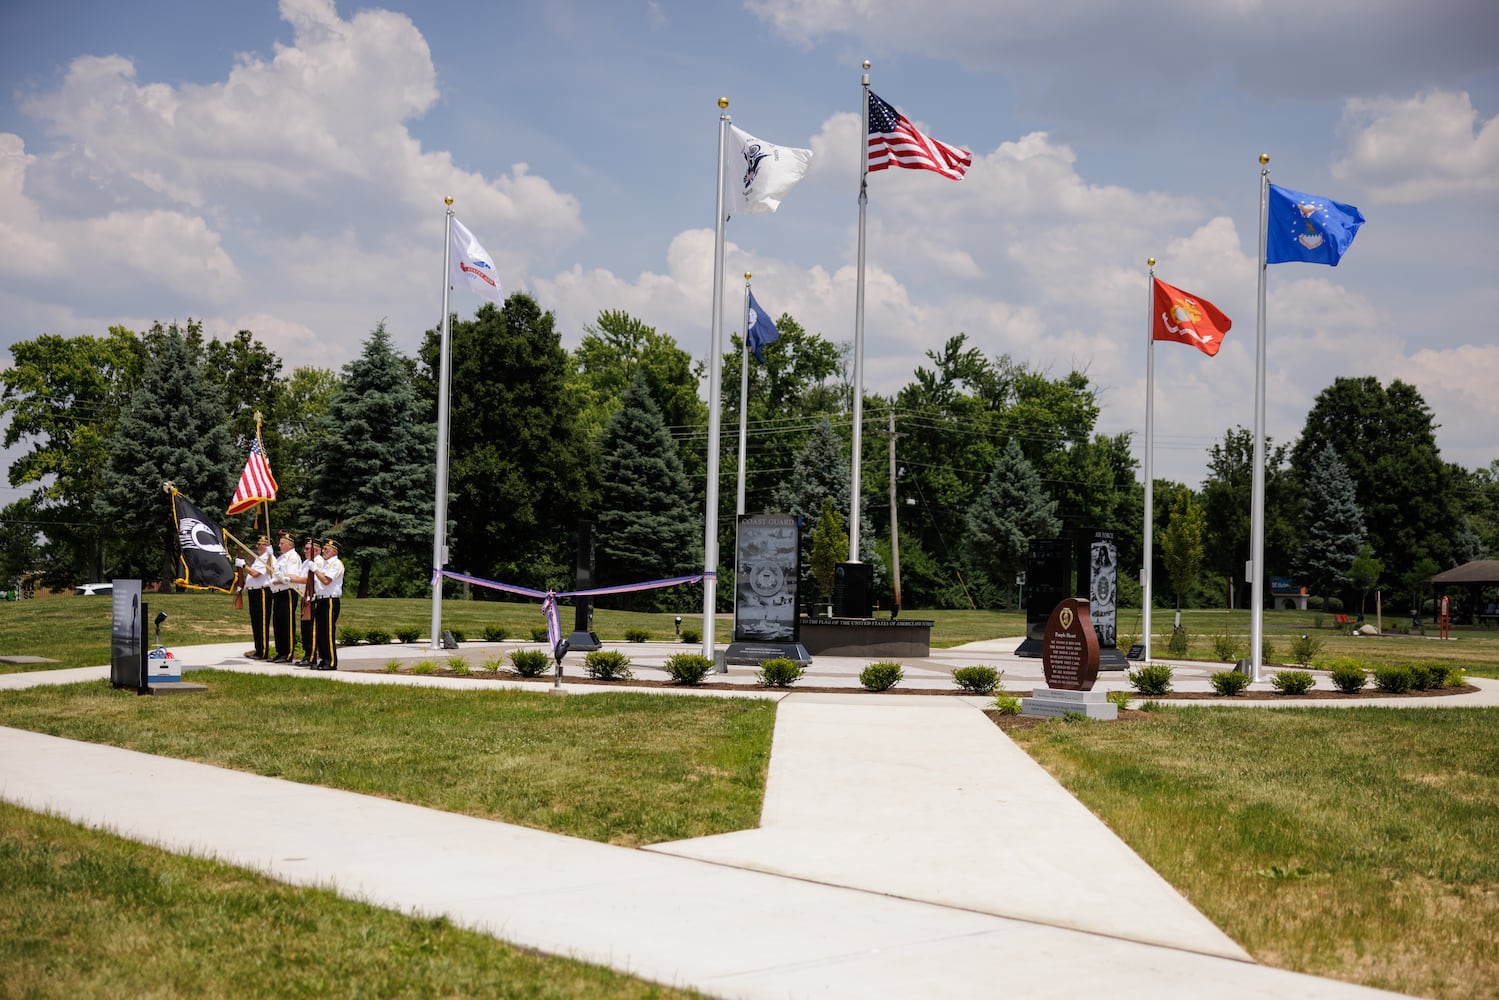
1042, 597, 1101, 691
1016, 537, 1072, 657
110, 580, 146, 693
1076, 528, 1119, 651
733, 513, 800, 644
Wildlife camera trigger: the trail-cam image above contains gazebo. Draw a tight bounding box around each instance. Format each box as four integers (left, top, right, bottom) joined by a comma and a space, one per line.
1430, 560, 1499, 625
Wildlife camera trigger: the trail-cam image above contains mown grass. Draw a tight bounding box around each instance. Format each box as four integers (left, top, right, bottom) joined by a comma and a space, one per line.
1011, 706, 1499, 1000
0, 802, 704, 1000
0, 673, 775, 847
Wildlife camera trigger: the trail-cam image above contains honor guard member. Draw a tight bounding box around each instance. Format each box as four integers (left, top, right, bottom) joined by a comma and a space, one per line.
240, 535, 274, 659
311, 537, 345, 670
293, 536, 321, 666
269, 531, 299, 662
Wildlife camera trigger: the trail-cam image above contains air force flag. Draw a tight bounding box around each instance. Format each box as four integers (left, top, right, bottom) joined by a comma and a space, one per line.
729, 125, 813, 215
449, 216, 503, 304
1267, 184, 1365, 266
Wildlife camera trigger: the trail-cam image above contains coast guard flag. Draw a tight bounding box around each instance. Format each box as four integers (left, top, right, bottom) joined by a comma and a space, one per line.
450, 217, 503, 304
729, 125, 813, 215
1152, 279, 1232, 357
746, 290, 780, 362
867, 91, 971, 181
1267, 184, 1365, 266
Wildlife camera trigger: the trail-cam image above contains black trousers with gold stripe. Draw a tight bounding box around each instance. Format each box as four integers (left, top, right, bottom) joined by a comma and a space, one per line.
311, 596, 341, 667
247, 588, 271, 657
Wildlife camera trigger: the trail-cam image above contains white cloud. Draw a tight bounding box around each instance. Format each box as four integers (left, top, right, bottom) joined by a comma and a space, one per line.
1332, 90, 1499, 203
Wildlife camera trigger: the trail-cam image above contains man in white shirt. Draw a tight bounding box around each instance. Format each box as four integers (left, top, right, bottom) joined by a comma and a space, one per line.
269, 532, 300, 663
239, 536, 274, 660
293, 536, 321, 667
311, 537, 345, 670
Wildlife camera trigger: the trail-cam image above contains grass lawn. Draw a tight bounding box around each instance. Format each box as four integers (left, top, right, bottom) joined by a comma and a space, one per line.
0, 802, 705, 999
1012, 706, 1499, 1000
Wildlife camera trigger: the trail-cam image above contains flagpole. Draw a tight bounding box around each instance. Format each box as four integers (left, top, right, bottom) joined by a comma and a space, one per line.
850, 60, 870, 564
1143, 260, 1156, 664
1250, 155, 1270, 682
430, 197, 456, 652
702, 98, 730, 665
736, 273, 752, 517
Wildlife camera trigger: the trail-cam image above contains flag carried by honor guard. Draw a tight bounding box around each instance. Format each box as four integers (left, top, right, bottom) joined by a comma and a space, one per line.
227, 433, 277, 515
1267, 184, 1365, 266
729, 125, 813, 215
746, 290, 781, 361
450, 217, 503, 304
1152, 279, 1232, 357
866, 91, 971, 180
170, 488, 237, 592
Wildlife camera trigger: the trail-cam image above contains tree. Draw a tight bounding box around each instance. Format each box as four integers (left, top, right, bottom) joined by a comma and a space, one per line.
1291, 377, 1460, 606
963, 439, 1061, 608
272, 366, 342, 532
1293, 444, 1365, 609
309, 324, 435, 598
1199, 426, 1294, 609
427, 294, 596, 590
95, 325, 237, 586
1346, 543, 1384, 618
1, 328, 144, 585
594, 374, 698, 608
809, 499, 846, 604
1160, 486, 1206, 613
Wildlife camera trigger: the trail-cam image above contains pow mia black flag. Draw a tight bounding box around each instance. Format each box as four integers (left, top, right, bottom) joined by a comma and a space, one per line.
169, 488, 236, 592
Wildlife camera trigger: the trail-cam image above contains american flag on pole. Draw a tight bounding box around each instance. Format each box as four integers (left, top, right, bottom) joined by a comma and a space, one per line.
867, 91, 971, 181
227, 434, 278, 515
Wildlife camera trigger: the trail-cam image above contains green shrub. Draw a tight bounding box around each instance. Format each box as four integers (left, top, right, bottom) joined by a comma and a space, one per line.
529, 626, 549, 643
756, 657, 804, 688
1290, 633, 1323, 668
410, 660, 437, 675
1326, 658, 1368, 693
1408, 660, 1447, 690
338, 626, 364, 646
992, 692, 1021, 715
1446, 666, 1468, 688
1271, 670, 1315, 695
681, 626, 701, 645
1373, 664, 1414, 694
482, 625, 508, 642
951, 665, 1000, 694
395, 627, 420, 643
508, 649, 549, 678
1261, 636, 1277, 664
478, 656, 504, 673
1209, 669, 1252, 696
663, 653, 713, 686
1106, 690, 1131, 709
383, 660, 402, 673
447, 657, 471, 676
860, 661, 904, 692
624, 628, 652, 643
1212, 633, 1244, 662
583, 650, 633, 681
364, 628, 391, 645
1127, 664, 1174, 695
1167, 628, 1189, 657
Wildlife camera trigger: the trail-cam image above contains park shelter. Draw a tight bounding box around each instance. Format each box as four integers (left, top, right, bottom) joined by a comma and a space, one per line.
1430, 560, 1499, 624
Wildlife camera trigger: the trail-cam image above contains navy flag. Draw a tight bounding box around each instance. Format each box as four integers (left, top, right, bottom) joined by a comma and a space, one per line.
1267, 184, 1365, 266
747, 291, 781, 362
170, 488, 236, 592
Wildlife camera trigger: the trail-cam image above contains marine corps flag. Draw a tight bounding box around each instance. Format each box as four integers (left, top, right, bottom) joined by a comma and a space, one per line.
169, 488, 237, 592
1151, 278, 1232, 357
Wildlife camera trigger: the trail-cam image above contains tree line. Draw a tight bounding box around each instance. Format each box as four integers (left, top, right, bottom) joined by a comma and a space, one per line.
3, 294, 1495, 615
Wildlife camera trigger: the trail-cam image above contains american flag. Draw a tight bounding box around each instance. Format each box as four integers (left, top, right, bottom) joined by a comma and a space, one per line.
227, 435, 278, 515
866, 91, 971, 181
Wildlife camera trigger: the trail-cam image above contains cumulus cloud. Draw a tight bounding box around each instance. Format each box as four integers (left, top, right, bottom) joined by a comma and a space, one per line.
1332, 90, 1499, 203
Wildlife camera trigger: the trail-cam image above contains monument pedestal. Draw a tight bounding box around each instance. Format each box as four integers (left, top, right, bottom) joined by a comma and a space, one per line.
724, 642, 810, 667
1021, 685, 1118, 720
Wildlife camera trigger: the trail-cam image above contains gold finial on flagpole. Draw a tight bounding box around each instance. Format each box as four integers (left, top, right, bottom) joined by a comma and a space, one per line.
253, 409, 262, 424
863, 60, 871, 70
718, 97, 729, 109
1259, 153, 1270, 165
744, 272, 751, 281
444, 196, 453, 206
1147, 258, 1156, 267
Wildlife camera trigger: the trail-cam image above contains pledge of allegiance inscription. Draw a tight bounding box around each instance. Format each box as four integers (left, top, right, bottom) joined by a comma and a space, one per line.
1042, 598, 1101, 691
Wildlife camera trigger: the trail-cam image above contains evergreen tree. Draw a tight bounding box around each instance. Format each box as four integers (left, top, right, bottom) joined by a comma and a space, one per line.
595, 374, 698, 609
95, 324, 236, 586
770, 417, 881, 577
1293, 444, 1365, 609
1346, 543, 1384, 618
809, 499, 847, 604
309, 324, 435, 598
963, 439, 1061, 608
1199, 426, 1295, 609
1160, 485, 1206, 613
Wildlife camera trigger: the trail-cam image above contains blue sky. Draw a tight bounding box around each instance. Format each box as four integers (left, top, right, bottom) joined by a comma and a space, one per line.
2, 0, 1496, 499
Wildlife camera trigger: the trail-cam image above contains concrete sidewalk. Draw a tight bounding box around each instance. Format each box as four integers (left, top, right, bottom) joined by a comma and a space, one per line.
0, 646, 1455, 997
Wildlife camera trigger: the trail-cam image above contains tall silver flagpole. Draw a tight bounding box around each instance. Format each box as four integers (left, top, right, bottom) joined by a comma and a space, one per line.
850, 60, 870, 561
1250, 154, 1271, 682
1143, 258, 1156, 664
702, 98, 730, 663
736, 273, 751, 517
430, 197, 456, 651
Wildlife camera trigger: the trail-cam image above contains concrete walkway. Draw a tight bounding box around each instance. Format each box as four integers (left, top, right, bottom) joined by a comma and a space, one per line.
4, 640, 1485, 997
